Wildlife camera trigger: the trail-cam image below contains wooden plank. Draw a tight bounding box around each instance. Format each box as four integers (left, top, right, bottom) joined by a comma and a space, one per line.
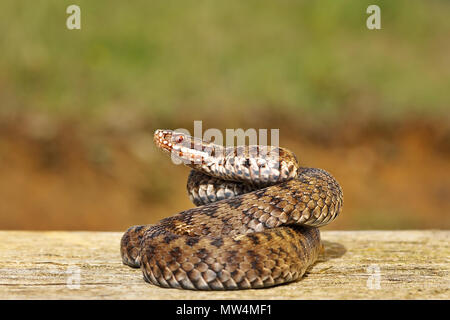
0, 230, 448, 299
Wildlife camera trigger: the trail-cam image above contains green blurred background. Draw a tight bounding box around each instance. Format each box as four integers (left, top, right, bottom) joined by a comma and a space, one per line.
0, 0, 448, 231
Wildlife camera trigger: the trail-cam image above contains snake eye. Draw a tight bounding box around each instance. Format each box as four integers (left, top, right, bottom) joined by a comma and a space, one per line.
175, 135, 184, 144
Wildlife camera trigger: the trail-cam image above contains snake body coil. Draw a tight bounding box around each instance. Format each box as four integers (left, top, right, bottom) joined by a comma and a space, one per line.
121, 129, 343, 290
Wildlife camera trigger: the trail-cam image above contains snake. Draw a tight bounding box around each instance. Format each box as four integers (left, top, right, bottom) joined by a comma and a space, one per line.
120, 129, 343, 290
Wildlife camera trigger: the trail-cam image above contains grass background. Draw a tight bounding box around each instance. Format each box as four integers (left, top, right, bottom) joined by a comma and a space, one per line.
0, 0, 449, 230
1, 0, 449, 121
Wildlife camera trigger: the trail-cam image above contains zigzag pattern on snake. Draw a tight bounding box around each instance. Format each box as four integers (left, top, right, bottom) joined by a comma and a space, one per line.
120, 129, 343, 290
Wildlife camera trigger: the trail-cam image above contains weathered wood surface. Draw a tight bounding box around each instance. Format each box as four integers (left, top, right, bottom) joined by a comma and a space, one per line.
0, 230, 448, 299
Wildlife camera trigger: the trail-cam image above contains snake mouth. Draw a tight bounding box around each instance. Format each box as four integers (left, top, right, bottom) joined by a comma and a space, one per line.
154, 129, 193, 153
154, 129, 176, 152
154, 129, 208, 164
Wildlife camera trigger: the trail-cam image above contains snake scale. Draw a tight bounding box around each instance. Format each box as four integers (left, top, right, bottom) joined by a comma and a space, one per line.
120, 129, 343, 290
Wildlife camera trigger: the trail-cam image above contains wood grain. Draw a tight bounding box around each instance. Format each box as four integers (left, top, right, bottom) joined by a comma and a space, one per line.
0, 230, 448, 299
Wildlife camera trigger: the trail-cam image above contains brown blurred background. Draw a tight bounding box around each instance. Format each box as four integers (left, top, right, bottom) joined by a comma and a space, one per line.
0, 0, 449, 231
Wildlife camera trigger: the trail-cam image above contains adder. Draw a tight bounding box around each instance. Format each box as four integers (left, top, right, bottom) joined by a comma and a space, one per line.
120, 129, 343, 290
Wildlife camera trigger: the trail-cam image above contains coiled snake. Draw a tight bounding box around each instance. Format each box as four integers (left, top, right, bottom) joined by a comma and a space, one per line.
120, 129, 343, 290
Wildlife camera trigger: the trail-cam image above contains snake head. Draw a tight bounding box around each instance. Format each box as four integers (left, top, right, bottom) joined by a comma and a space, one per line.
154, 129, 186, 153
154, 129, 212, 166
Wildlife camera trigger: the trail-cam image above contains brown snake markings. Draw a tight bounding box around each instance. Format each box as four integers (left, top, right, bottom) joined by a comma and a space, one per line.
121, 129, 343, 290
